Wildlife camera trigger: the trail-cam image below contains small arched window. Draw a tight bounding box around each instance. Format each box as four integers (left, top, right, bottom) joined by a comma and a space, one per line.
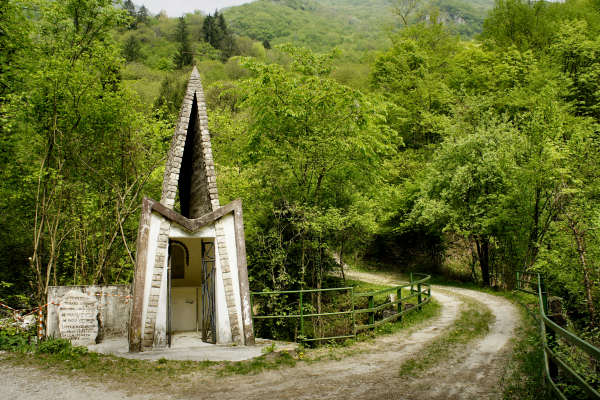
169, 241, 188, 280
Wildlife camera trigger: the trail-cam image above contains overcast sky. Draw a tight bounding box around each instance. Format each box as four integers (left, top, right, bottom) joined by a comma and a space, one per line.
140, 0, 255, 16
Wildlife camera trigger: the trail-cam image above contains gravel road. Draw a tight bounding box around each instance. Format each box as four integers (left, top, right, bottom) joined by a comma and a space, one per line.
0, 269, 519, 400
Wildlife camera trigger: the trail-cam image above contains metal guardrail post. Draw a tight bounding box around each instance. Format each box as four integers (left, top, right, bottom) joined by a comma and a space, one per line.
368, 295, 374, 329
540, 276, 549, 315
299, 291, 304, 340
251, 275, 432, 344
520, 271, 600, 399
351, 287, 356, 337
249, 293, 254, 319
397, 287, 402, 321
539, 275, 558, 380
516, 271, 520, 290
410, 272, 414, 294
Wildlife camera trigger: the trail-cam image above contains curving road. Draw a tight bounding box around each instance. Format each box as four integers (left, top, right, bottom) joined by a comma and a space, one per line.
0, 269, 520, 400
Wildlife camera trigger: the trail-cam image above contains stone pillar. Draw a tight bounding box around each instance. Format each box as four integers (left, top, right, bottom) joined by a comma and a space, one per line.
215, 220, 241, 343
142, 220, 170, 350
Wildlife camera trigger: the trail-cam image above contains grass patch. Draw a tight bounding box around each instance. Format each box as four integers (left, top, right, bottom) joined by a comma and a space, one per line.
371, 297, 440, 336
340, 258, 411, 281
253, 275, 433, 345
217, 350, 297, 376
0, 341, 302, 383
346, 278, 391, 293
1, 349, 217, 381
319, 277, 434, 344
398, 291, 494, 377
377, 300, 438, 337
499, 302, 549, 400
346, 278, 419, 307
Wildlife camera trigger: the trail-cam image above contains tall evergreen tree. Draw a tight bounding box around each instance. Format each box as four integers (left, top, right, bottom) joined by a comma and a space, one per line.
173, 17, 193, 69
217, 12, 237, 60
123, 0, 136, 16
202, 11, 236, 61
137, 5, 149, 25
123, 0, 137, 29
202, 13, 220, 48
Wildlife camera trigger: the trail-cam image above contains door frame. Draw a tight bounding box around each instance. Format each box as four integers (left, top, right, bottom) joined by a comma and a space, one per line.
167, 239, 190, 347
167, 238, 216, 345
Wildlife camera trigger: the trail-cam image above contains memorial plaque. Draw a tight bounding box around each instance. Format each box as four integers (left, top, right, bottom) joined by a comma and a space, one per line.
58, 290, 98, 346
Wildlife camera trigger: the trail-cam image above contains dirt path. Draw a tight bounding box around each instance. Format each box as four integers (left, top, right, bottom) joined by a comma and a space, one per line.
0, 269, 519, 400
404, 287, 519, 399
190, 288, 462, 400
0, 362, 154, 400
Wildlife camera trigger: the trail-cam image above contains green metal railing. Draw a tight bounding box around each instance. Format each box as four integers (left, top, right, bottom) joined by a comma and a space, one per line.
251, 286, 356, 343
250, 273, 431, 343
516, 271, 600, 399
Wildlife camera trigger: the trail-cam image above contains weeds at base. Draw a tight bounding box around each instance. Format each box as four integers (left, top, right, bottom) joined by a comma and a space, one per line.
217, 351, 297, 376
499, 321, 549, 400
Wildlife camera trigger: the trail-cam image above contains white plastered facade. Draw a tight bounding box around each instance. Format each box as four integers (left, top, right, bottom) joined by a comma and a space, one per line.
138, 213, 243, 346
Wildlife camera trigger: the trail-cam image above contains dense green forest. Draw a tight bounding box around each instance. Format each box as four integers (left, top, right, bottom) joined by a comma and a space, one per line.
224, 0, 494, 51
1, 0, 599, 353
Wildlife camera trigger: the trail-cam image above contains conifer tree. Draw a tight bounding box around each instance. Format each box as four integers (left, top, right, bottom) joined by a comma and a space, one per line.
137, 5, 149, 25
123, 0, 136, 16
202, 11, 237, 61
202, 13, 221, 48
123, 0, 137, 29
174, 17, 193, 69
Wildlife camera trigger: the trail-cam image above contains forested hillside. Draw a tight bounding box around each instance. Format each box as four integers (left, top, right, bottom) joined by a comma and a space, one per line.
224, 0, 493, 52
1, 0, 599, 359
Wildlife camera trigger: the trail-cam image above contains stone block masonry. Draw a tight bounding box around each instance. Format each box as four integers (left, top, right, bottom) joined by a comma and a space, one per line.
215, 219, 241, 343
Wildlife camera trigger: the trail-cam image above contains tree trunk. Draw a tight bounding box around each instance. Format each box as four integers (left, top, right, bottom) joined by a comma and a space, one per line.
476, 236, 491, 286
338, 242, 346, 284
470, 242, 478, 283
526, 187, 541, 268
568, 219, 597, 326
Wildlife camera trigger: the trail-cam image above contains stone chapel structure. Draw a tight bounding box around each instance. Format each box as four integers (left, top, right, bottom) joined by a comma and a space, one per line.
128, 67, 254, 352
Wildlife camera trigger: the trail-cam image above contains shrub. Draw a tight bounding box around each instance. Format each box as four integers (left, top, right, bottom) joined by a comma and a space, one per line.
37, 338, 72, 355
0, 315, 36, 352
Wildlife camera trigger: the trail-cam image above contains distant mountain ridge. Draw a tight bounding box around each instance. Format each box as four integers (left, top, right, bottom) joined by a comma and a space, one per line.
223, 0, 495, 52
